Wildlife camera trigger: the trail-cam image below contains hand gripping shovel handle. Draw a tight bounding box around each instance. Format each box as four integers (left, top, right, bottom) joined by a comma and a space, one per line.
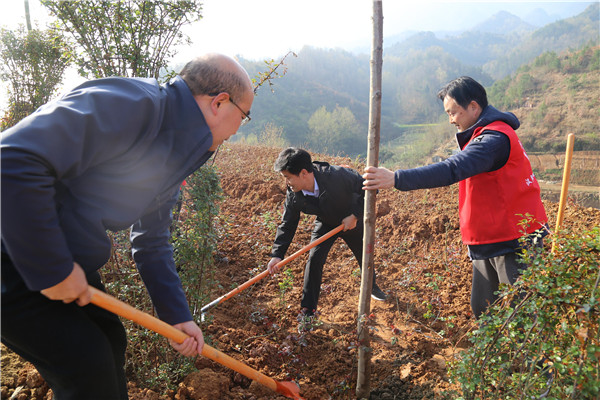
201, 223, 344, 314
88, 287, 304, 399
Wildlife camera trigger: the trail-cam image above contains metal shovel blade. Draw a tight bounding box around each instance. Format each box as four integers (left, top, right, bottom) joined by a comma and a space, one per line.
276, 381, 305, 400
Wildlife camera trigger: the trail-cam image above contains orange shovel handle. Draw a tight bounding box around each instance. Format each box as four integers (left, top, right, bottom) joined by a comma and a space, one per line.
276, 223, 344, 268
89, 286, 187, 342
88, 287, 283, 394
200, 223, 344, 313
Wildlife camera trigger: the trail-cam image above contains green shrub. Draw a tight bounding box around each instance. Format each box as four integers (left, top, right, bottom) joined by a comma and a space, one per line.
1, 26, 71, 129
103, 165, 223, 391
171, 165, 223, 314
446, 226, 600, 400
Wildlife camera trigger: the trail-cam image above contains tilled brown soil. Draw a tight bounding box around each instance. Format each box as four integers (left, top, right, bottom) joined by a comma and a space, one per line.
2, 143, 599, 400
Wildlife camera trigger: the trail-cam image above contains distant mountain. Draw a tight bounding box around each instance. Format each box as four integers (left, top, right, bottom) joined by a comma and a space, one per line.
385, 3, 599, 79
385, 11, 537, 67
471, 10, 535, 34
386, 31, 477, 62
386, 30, 514, 66
484, 2, 600, 78
523, 8, 564, 27
236, 4, 599, 161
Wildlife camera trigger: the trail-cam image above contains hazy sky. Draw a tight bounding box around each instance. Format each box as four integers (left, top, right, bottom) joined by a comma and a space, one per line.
0, 0, 594, 107
178, 0, 593, 61
1, 0, 593, 62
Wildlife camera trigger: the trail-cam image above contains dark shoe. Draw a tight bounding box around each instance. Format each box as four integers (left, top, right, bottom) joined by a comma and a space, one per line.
371, 284, 387, 301
297, 308, 318, 333
537, 362, 554, 399
526, 357, 554, 399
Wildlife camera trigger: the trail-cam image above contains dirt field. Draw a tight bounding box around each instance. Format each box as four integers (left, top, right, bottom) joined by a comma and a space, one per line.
2, 143, 599, 400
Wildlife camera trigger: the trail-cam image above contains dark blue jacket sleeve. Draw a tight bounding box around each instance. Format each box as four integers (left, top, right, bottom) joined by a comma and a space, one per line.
130, 187, 193, 325
394, 132, 510, 191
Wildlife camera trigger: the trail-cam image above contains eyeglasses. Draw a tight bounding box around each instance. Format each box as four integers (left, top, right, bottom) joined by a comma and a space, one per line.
229, 97, 251, 126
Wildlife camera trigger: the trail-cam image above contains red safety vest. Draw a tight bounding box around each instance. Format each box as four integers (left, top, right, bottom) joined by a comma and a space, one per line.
459, 121, 548, 244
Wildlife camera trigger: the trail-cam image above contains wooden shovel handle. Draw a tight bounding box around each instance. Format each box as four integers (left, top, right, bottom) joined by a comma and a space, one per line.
552, 133, 575, 253
88, 287, 279, 392
201, 223, 344, 313
89, 286, 187, 342
275, 223, 344, 267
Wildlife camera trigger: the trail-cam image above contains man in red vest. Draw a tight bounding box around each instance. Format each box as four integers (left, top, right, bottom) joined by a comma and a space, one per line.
362, 76, 548, 319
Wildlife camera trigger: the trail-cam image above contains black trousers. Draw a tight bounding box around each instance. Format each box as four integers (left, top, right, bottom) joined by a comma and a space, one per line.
1, 253, 128, 400
301, 221, 377, 312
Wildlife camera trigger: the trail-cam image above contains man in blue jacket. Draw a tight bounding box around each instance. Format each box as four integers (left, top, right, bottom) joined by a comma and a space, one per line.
267, 148, 387, 332
363, 76, 547, 320
1, 53, 253, 399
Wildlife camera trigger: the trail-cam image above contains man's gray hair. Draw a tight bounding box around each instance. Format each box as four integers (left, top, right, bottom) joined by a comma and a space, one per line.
180, 56, 248, 101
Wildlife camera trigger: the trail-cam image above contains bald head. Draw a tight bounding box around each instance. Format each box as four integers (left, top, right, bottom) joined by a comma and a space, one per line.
180, 53, 252, 102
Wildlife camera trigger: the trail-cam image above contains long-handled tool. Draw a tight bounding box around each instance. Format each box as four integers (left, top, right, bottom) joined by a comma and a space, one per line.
89, 287, 305, 400
551, 133, 575, 254
201, 223, 344, 315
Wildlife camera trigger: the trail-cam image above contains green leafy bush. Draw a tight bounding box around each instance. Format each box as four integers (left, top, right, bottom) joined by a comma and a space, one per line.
103, 166, 222, 391
41, 0, 202, 79
171, 166, 223, 315
447, 226, 599, 400
0, 26, 71, 129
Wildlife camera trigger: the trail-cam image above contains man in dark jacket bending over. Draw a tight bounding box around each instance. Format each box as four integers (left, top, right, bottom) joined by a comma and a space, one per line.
267, 148, 387, 331
1, 53, 254, 399
363, 76, 547, 320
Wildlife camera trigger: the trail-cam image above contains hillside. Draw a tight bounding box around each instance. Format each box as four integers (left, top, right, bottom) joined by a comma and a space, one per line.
484, 2, 600, 79
486, 44, 600, 191
471, 10, 535, 35
2, 143, 599, 399
489, 44, 599, 151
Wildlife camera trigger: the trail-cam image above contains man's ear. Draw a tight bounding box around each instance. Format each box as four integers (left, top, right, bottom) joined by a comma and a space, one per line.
210, 92, 230, 114
194, 92, 229, 118
469, 100, 481, 113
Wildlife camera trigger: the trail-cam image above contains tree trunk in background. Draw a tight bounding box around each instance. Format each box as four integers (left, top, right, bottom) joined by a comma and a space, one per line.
24, 0, 32, 31
356, 1, 383, 398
